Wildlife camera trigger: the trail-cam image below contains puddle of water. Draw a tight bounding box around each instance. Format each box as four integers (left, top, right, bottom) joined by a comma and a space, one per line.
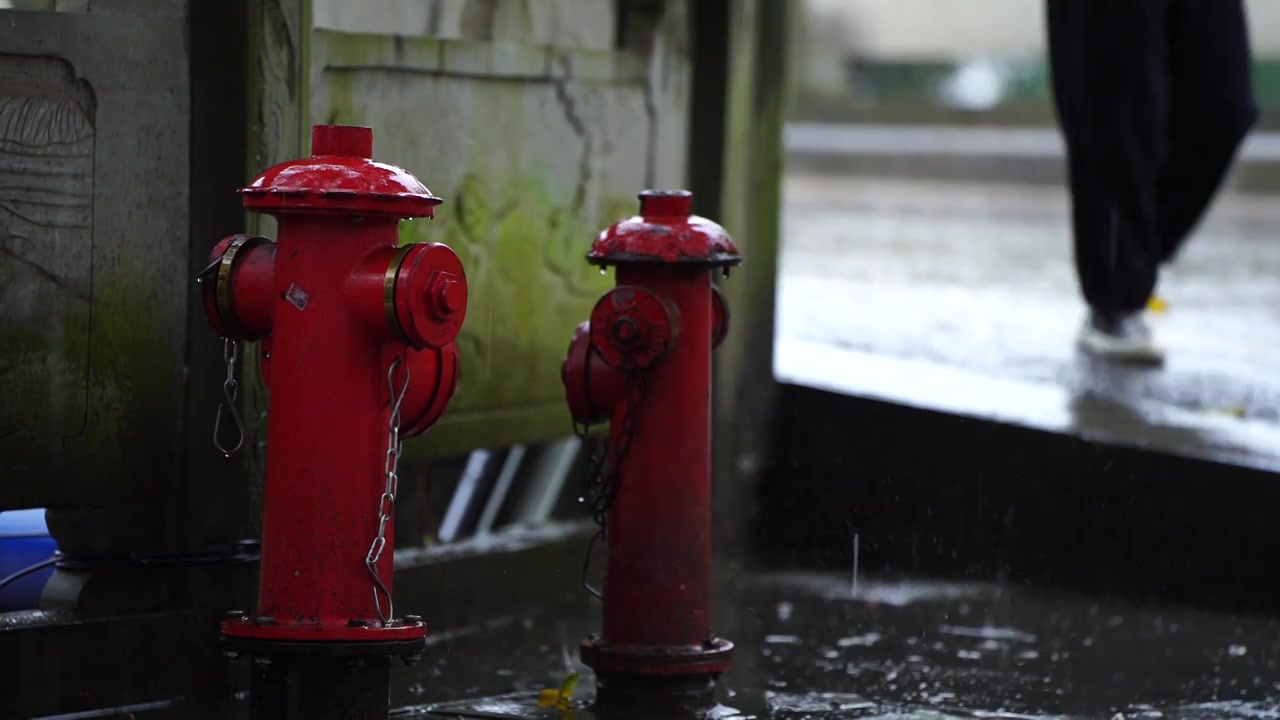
765, 690, 877, 714
404, 688, 1280, 720
788, 710, 954, 720
838, 633, 883, 648
750, 574, 1004, 608
936, 625, 1036, 644
767, 635, 807, 646
1169, 702, 1280, 720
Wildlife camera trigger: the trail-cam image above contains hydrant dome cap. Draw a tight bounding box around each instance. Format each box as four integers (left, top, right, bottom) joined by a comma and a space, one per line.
587, 189, 741, 267
240, 124, 442, 219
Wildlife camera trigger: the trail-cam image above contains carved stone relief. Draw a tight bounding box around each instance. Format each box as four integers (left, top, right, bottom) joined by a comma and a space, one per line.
0, 55, 96, 451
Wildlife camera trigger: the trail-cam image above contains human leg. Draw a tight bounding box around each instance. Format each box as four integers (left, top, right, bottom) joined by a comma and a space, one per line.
1156, 0, 1258, 264
1046, 0, 1171, 364
1047, 0, 1170, 315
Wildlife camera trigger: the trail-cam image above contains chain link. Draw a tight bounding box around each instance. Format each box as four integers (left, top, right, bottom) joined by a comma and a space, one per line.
576, 371, 649, 599
213, 339, 245, 457
367, 356, 410, 625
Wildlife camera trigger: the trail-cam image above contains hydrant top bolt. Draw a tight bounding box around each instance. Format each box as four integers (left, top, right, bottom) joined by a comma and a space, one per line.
312, 124, 373, 159
637, 189, 693, 217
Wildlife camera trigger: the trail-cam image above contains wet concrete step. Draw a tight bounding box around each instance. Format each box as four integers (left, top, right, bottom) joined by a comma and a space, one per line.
775, 337, 1280, 475
776, 174, 1280, 472
760, 174, 1280, 610
757, 381, 1280, 611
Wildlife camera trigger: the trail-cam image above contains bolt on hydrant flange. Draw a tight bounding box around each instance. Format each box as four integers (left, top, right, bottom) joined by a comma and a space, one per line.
561, 189, 740, 708
198, 124, 466, 720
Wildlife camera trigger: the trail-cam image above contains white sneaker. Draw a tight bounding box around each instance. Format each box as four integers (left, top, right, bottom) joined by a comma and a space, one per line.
1076, 310, 1166, 367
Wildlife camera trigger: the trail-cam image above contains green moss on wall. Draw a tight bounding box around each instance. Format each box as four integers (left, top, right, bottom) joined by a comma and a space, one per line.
400, 170, 618, 405
1, 253, 181, 497
396, 170, 627, 456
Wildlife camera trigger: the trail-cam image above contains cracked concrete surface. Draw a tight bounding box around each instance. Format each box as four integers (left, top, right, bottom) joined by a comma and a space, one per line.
774, 172, 1280, 471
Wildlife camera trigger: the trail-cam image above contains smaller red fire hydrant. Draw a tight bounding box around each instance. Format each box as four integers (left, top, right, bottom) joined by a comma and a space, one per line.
198, 125, 466, 720
562, 189, 740, 709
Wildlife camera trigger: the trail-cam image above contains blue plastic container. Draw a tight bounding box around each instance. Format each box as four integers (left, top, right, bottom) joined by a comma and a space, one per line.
0, 509, 57, 611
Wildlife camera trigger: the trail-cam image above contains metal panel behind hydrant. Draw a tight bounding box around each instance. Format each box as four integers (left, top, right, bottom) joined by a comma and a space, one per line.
562, 190, 741, 712
197, 125, 466, 720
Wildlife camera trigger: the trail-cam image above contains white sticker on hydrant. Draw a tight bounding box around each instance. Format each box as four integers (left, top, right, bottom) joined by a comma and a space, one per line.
284, 282, 310, 311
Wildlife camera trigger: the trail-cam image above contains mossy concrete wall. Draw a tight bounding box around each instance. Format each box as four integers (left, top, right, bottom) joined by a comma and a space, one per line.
309, 4, 691, 457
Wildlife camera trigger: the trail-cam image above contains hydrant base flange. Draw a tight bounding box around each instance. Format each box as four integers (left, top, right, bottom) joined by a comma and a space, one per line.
221, 616, 427, 643
223, 636, 424, 720
222, 634, 426, 659
579, 637, 734, 677
592, 673, 724, 718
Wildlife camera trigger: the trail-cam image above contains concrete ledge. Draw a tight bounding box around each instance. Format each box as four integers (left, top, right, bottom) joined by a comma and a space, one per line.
753, 382, 1280, 612
775, 338, 1280, 475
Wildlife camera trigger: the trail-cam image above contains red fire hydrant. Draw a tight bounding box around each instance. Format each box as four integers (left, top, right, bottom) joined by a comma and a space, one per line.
562, 190, 740, 709
198, 125, 465, 719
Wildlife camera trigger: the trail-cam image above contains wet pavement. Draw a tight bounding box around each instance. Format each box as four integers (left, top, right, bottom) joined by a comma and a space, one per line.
396, 571, 1280, 719
773, 173, 1280, 472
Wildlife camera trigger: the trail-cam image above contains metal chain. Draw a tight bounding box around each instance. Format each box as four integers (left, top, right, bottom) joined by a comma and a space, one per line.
213, 339, 245, 457
367, 355, 410, 626
577, 371, 649, 599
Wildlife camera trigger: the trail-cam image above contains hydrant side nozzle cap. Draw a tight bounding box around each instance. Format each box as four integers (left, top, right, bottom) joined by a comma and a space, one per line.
311, 125, 373, 159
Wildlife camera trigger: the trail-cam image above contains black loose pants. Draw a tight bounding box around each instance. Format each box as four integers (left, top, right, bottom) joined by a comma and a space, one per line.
1046, 0, 1257, 315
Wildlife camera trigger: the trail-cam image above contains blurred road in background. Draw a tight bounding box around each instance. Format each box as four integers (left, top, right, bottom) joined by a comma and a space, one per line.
786, 123, 1280, 161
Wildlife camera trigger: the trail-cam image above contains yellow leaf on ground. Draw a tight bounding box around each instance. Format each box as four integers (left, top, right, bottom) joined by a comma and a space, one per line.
536, 672, 581, 711
536, 689, 561, 709
559, 672, 580, 698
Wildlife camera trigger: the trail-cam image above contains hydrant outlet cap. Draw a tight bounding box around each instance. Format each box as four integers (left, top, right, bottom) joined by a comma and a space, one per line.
587, 189, 742, 268
239, 124, 442, 219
